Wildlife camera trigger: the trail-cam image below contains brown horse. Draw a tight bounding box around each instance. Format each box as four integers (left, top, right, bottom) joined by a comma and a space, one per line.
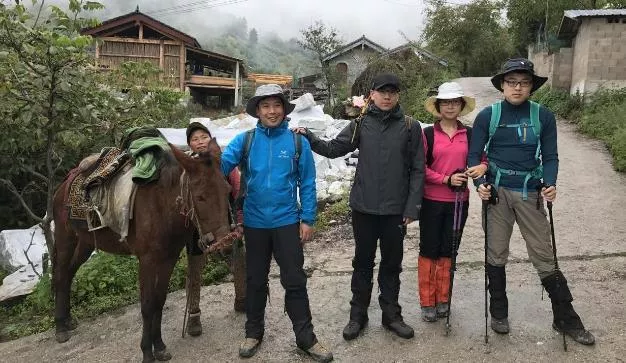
52, 140, 231, 362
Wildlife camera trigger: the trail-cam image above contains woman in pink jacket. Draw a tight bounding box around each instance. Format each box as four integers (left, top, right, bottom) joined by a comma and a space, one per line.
418, 82, 486, 322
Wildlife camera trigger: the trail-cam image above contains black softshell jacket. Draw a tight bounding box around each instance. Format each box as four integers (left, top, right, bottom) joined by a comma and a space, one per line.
306, 105, 424, 219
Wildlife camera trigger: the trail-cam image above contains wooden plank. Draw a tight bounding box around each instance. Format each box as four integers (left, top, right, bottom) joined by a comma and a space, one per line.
179, 44, 185, 91
187, 75, 236, 87
99, 36, 181, 46
139, 23, 143, 40
234, 61, 240, 106
159, 40, 164, 81
100, 53, 160, 59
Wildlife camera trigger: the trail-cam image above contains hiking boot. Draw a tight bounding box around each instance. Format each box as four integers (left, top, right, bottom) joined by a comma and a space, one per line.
186, 314, 202, 337
421, 306, 437, 322
342, 320, 367, 341
383, 320, 415, 339
552, 322, 595, 345
436, 303, 449, 318
491, 317, 510, 334
301, 342, 334, 363
239, 338, 261, 358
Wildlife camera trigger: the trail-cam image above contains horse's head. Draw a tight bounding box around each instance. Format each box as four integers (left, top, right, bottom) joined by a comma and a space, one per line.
171, 139, 231, 244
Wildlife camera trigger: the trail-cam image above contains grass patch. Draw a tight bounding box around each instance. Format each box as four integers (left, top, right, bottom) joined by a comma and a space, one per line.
316, 195, 351, 231
0, 250, 229, 342
0, 266, 8, 286
532, 87, 626, 172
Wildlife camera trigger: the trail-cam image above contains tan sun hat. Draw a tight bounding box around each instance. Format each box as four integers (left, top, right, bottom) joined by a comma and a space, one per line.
424, 82, 476, 117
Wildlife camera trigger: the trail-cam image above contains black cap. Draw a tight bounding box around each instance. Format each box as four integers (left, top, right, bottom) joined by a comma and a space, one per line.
186, 122, 212, 145
371, 73, 401, 91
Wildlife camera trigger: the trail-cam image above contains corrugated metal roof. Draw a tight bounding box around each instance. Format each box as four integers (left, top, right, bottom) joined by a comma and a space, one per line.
564, 9, 626, 19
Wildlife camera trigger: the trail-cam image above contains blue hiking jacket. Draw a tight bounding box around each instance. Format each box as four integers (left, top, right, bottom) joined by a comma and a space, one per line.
221, 119, 317, 229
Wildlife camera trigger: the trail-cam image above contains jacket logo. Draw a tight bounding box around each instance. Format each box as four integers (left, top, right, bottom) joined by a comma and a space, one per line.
278, 150, 289, 158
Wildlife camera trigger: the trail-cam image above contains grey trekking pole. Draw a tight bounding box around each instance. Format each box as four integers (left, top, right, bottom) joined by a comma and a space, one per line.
547, 200, 568, 352
483, 198, 489, 344
445, 187, 464, 336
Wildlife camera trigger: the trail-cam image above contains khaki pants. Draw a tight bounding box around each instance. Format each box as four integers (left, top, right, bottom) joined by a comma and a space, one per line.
483, 188, 556, 279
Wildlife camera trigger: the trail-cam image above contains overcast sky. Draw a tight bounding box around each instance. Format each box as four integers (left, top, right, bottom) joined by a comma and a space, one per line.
50, 0, 471, 49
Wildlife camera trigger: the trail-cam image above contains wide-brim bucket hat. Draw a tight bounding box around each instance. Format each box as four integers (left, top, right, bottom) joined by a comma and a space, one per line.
424, 82, 476, 117
245, 84, 295, 118
491, 58, 548, 93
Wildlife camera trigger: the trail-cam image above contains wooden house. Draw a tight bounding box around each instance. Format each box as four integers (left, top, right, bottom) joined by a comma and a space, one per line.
81, 8, 246, 109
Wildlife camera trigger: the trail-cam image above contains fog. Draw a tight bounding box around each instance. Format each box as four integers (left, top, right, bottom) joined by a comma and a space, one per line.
42, 0, 471, 48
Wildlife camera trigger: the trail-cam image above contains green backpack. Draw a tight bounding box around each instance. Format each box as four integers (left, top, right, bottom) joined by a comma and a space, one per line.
485, 100, 543, 200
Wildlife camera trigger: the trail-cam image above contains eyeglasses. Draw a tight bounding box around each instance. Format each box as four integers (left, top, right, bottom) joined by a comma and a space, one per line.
503, 79, 532, 88
439, 99, 463, 106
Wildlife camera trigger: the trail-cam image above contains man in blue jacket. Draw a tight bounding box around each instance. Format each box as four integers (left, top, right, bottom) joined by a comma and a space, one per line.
221, 84, 332, 362
467, 59, 594, 345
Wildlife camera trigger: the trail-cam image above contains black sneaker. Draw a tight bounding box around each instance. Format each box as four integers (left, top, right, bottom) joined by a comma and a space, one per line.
552, 323, 595, 345
342, 320, 367, 341
490, 317, 510, 334
383, 320, 414, 339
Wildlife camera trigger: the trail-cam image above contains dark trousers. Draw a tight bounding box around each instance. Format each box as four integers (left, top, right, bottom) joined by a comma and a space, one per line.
350, 209, 405, 324
243, 223, 317, 350
419, 198, 469, 258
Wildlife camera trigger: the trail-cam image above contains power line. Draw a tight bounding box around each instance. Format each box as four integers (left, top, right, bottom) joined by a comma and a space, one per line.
145, 0, 250, 17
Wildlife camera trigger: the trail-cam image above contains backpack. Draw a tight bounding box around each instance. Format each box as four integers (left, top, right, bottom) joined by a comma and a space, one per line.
423, 124, 472, 167
234, 128, 302, 209
485, 100, 543, 200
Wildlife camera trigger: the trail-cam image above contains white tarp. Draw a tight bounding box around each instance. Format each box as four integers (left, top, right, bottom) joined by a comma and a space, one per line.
158, 93, 356, 202
0, 225, 47, 301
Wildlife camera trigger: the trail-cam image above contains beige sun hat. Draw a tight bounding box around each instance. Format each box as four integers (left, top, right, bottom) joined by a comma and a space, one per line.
424, 82, 476, 117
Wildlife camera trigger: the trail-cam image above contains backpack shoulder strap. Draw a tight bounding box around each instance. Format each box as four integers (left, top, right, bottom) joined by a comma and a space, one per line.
404, 115, 413, 130
464, 125, 472, 146
529, 100, 541, 137
486, 101, 502, 153
241, 128, 255, 165
235, 129, 256, 207
424, 125, 435, 167
292, 131, 302, 162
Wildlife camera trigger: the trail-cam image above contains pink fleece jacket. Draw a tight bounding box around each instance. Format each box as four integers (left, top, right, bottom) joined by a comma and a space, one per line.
423, 122, 485, 202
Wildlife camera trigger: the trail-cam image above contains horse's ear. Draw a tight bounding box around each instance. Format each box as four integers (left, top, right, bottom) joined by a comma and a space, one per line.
169, 143, 198, 172
207, 138, 222, 160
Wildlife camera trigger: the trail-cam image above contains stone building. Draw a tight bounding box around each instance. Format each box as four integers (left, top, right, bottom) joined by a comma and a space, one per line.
530, 9, 626, 95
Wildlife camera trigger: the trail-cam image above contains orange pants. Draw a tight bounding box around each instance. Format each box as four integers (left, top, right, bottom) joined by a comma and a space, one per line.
418, 256, 451, 307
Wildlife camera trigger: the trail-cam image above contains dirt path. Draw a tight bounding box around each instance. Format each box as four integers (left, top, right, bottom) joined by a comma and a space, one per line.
1, 78, 625, 362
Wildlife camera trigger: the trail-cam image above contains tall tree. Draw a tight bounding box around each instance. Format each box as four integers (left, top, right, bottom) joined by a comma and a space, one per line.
422, 0, 514, 76
298, 21, 342, 104
248, 28, 258, 47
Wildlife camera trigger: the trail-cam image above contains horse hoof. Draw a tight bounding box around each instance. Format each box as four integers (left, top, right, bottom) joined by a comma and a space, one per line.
154, 349, 172, 361
55, 330, 70, 343
68, 317, 79, 331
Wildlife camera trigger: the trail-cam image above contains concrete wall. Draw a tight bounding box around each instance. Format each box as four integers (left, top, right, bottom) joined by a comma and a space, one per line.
571, 17, 626, 94
529, 46, 573, 91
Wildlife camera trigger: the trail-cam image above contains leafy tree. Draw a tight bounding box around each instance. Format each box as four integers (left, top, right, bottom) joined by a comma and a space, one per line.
0, 1, 192, 252
422, 0, 514, 76
298, 21, 343, 104
248, 28, 258, 47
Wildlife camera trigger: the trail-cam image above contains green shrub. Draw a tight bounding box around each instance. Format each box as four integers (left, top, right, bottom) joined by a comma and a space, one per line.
316, 196, 351, 231
610, 127, 626, 172
1, 250, 229, 341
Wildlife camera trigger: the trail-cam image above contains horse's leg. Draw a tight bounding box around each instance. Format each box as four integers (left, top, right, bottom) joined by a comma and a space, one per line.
151, 253, 179, 361
138, 252, 178, 362
231, 239, 247, 312
54, 229, 93, 342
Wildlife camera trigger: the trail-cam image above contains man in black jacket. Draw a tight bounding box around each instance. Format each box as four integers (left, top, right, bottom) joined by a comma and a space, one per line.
294, 73, 425, 340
